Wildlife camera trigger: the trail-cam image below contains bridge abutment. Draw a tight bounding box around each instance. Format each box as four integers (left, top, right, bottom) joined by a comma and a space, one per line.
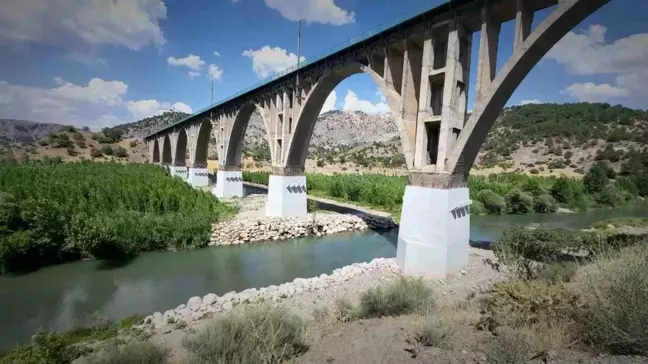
169, 165, 188, 180
397, 172, 470, 277
187, 166, 209, 187
213, 166, 243, 199
265, 167, 307, 217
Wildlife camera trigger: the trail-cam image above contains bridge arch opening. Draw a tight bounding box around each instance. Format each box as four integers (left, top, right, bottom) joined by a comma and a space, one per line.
161, 135, 172, 164
225, 103, 270, 167
194, 120, 212, 168
152, 140, 160, 163
174, 128, 187, 166
286, 64, 404, 171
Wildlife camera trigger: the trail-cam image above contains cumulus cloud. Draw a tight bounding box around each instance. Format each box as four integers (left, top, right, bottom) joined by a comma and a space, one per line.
214, 51, 221, 57
342, 90, 389, 114
265, 0, 354, 25
188, 71, 200, 78
242, 46, 305, 78
168, 54, 206, 71
208, 64, 224, 81
320, 91, 337, 114
0, 0, 167, 51
0, 78, 191, 129
546, 24, 648, 105
562, 83, 630, 102
520, 99, 542, 105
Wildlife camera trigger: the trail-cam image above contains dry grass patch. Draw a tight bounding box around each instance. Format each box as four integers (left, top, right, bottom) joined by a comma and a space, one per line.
183, 305, 307, 364
356, 277, 434, 319
414, 317, 457, 349
88, 340, 170, 364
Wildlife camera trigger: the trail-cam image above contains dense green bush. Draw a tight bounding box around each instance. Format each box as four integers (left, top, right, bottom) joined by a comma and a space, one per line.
113, 147, 128, 158
99, 145, 113, 156
0, 161, 233, 273
477, 190, 506, 215
505, 189, 534, 214
533, 194, 557, 213
584, 163, 609, 194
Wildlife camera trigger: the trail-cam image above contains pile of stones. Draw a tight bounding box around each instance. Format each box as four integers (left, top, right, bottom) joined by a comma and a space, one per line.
142, 257, 400, 330
210, 212, 396, 246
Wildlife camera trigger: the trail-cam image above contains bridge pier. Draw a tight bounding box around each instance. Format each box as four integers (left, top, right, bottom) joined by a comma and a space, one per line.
187, 166, 209, 187
265, 167, 307, 217
397, 173, 470, 278
213, 166, 243, 199
169, 165, 188, 180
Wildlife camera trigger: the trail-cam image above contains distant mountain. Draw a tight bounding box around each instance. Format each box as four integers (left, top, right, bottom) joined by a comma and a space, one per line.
0, 119, 64, 146
102, 111, 190, 139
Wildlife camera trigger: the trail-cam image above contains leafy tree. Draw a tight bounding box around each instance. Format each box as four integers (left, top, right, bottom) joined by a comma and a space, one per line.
101, 127, 124, 143
584, 163, 609, 194
596, 184, 624, 207
506, 189, 534, 214
99, 144, 114, 156
594, 160, 616, 179
477, 190, 506, 215
534, 194, 558, 213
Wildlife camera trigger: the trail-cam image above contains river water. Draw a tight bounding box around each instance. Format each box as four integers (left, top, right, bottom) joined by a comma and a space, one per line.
0, 206, 646, 351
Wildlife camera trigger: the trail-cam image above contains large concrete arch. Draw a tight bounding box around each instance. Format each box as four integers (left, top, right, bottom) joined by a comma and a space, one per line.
194, 120, 212, 168
152, 139, 160, 163
447, 0, 610, 176
285, 63, 402, 170
224, 103, 269, 167
174, 128, 188, 166
161, 135, 172, 164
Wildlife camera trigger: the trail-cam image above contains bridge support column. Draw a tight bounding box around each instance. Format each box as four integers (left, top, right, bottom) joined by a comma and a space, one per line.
397, 172, 470, 278
187, 166, 209, 187
213, 166, 243, 199
169, 165, 188, 180
265, 167, 307, 217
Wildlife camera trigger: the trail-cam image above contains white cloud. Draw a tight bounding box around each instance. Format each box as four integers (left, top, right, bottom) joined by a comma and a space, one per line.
188, 71, 200, 78
547, 24, 648, 104
563, 82, 630, 102
53, 77, 65, 85
208, 64, 224, 81
214, 51, 221, 57
342, 90, 389, 114
320, 91, 337, 114
168, 54, 206, 71
265, 0, 354, 25
520, 99, 542, 105
171, 102, 193, 114
0, 78, 190, 129
242, 46, 305, 78
0, 0, 167, 51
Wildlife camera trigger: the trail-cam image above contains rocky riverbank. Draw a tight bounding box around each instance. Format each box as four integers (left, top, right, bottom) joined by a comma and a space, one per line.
210, 212, 396, 246
141, 257, 401, 331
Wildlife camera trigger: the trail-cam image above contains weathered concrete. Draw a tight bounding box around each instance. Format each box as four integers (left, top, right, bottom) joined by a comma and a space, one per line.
397, 186, 470, 277
213, 170, 243, 198
266, 175, 307, 217
187, 168, 209, 187
169, 166, 188, 180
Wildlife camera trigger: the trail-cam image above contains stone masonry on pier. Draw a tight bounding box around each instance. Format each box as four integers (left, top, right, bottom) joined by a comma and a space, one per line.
145, 0, 610, 277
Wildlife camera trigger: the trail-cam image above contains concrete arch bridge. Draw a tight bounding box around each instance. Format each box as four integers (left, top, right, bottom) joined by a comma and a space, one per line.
145, 0, 610, 277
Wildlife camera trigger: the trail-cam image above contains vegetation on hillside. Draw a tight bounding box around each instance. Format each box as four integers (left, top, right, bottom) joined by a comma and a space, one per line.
0, 160, 234, 274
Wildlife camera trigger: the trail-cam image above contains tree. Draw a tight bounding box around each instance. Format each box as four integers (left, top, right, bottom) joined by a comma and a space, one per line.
99, 144, 114, 156
550, 177, 574, 204
114, 147, 128, 158
477, 189, 506, 215
506, 189, 534, 214
594, 160, 616, 179
534, 194, 558, 213
584, 163, 609, 194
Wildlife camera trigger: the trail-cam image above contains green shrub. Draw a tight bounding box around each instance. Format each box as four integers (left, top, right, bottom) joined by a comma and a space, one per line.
357, 277, 433, 319
584, 163, 609, 194
87, 340, 170, 364
183, 306, 307, 364
536, 262, 578, 284
529, 168, 539, 174
0, 331, 82, 364
577, 244, 648, 355
113, 147, 128, 158
129, 141, 138, 148
596, 184, 624, 207
90, 148, 102, 159
533, 194, 557, 213
615, 177, 639, 195
477, 190, 506, 215
99, 145, 113, 156
505, 189, 534, 214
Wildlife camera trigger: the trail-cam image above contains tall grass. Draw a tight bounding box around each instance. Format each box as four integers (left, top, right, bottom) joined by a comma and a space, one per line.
0, 160, 234, 273
183, 306, 307, 364
88, 341, 170, 364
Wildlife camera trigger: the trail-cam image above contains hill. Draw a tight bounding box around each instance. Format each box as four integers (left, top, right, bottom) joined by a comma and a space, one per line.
0, 119, 64, 147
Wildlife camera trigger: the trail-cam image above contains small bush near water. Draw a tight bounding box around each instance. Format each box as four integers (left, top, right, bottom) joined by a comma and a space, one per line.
183, 306, 307, 364
0, 161, 234, 273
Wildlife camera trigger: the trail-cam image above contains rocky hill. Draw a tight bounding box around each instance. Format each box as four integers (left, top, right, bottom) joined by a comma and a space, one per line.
0, 119, 64, 147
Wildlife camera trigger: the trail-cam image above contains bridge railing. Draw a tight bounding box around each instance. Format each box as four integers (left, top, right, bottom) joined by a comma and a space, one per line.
148, 0, 447, 138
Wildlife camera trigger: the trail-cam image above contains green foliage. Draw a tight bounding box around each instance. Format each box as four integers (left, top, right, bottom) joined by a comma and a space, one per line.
477, 190, 506, 215
533, 194, 557, 213
0, 162, 233, 273
90, 148, 103, 159
100, 128, 124, 144
596, 184, 624, 207
113, 147, 128, 158
99, 145, 113, 156
356, 277, 433, 319
505, 189, 534, 214
46, 133, 72, 148
584, 163, 609, 194
183, 306, 307, 364
129, 141, 138, 148
592, 217, 648, 230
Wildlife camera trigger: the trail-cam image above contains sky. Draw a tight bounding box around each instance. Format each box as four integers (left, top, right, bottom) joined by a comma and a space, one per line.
0, 0, 646, 130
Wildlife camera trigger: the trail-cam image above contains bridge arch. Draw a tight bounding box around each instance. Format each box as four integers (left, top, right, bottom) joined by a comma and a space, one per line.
285, 63, 402, 169
152, 139, 160, 163
194, 119, 211, 167
224, 103, 269, 167
447, 0, 610, 176
174, 128, 187, 166
161, 135, 172, 164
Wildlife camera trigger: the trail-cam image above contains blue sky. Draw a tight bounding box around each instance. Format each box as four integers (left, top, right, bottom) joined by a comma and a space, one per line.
0, 0, 646, 129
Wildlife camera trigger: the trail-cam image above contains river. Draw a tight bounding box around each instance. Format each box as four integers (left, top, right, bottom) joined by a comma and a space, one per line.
0, 205, 646, 351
